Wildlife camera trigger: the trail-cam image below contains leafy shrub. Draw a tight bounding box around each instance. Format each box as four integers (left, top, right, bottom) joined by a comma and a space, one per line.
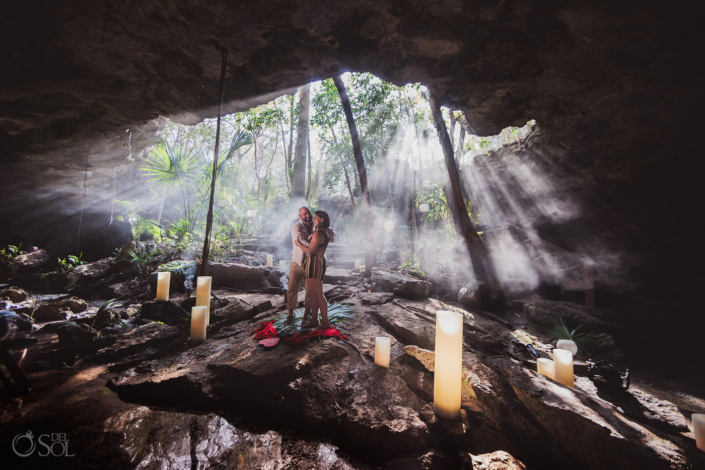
57, 253, 85, 272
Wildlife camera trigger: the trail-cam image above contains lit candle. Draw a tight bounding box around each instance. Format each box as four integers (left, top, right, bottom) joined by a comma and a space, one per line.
374, 337, 391, 368
434, 310, 463, 420
354, 259, 361, 270
694, 414, 705, 451
279, 260, 286, 270
190, 306, 207, 343
556, 339, 578, 355
267, 254, 273, 267
537, 358, 556, 380
156, 271, 171, 301
196, 276, 212, 326
553, 349, 574, 388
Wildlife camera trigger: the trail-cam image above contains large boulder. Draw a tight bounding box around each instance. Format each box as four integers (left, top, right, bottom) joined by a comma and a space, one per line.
0, 310, 33, 338
94, 322, 185, 363
0, 286, 28, 302
102, 408, 360, 469
492, 357, 692, 470
215, 298, 257, 322
322, 267, 361, 284
108, 300, 433, 460
514, 298, 624, 335
371, 268, 431, 298
198, 262, 281, 290
458, 280, 502, 310
140, 301, 190, 326
10, 249, 48, 276
460, 451, 527, 470
67, 259, 113, 288
56, 323, 106, 354
33, 296, 88, 322
366, 303, 436, 350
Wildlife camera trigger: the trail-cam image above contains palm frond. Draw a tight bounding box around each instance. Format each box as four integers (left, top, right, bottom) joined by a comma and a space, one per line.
224, 129, 253, 161
528, 315, 613, 355
272, 302, 357, 336
156, 260, 197, 277
142, 141, 198, 191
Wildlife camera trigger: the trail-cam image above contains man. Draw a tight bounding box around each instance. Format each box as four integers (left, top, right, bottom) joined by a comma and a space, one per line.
284, 206, 313, 325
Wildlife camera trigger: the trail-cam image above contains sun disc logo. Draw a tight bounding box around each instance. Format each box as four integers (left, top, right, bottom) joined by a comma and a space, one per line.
11, 431, 73, 457
12, 430, 36, 457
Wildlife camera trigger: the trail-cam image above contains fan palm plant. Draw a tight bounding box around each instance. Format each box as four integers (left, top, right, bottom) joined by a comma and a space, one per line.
198, 129, 254, 183
530, 316, 613, 356
142, 140, 199, 224
272, 302, 357, 336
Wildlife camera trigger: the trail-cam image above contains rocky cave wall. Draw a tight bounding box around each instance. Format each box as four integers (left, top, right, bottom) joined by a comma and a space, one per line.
1, 0, 701, 307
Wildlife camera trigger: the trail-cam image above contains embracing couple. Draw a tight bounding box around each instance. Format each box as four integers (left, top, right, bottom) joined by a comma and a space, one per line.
285, 206, 336, 330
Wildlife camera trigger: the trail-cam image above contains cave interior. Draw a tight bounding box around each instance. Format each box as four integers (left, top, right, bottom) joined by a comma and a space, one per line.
1, 1, 704, 469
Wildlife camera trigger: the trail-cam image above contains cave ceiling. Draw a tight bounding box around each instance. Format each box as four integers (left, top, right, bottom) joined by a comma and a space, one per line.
0, 0, 700, 301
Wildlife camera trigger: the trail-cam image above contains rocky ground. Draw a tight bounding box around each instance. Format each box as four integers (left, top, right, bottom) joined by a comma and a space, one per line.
1, 246, 705, 469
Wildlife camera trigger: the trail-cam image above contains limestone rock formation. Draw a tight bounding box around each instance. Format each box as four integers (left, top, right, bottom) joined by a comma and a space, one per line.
10, 250, 48, 276
371, 268, 432, 298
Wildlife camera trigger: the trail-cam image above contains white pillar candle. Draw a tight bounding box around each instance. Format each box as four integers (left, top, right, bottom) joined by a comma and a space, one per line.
537, 358, 556, 380
156, 271, 171, 301
354, 259, 361, 270
279, 259, 286, 270
196, 276, 212, 326
556, 339, 578, 355
553, 349, 575, 388
374, 337, 391, 368
190, 306, 207, 343
267, 254, 273, 267
693, 414, 705, 451
434, 310, 463, 420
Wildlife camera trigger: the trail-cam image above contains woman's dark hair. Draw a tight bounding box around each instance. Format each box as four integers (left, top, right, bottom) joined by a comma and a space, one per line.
314, 210, 336, 243
314, 210, 330, 229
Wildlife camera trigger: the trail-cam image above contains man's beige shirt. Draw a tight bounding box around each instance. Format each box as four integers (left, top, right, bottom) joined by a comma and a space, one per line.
290, 221, 311, 266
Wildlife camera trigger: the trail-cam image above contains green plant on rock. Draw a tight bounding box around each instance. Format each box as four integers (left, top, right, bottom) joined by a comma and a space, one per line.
401, 255, 426, 276
116, 200, 163, 241
0, 244, 25, 265
128, 249, 164, 272
157, 260, 197, 276
90, 298, 125, 329
57, 253, 85, 272
530, 316, 613, 356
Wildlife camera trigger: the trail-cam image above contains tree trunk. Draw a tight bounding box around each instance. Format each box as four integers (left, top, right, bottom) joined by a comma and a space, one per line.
456, 124, 466, 167
427, 93, 501, 291
291, 84, 310, 199
200, 47, 227, 276
333, 75, 375, 276
329, 123, 356, 210
306, 135, 312, 200
278, 116, 291, 194
343, 168, 356, 210
449, 109, 457, 153
156, 187, 167, 223
288, 94, 295, 180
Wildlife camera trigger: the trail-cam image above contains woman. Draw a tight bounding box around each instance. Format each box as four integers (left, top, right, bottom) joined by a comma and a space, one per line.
293, 210, 335, 330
